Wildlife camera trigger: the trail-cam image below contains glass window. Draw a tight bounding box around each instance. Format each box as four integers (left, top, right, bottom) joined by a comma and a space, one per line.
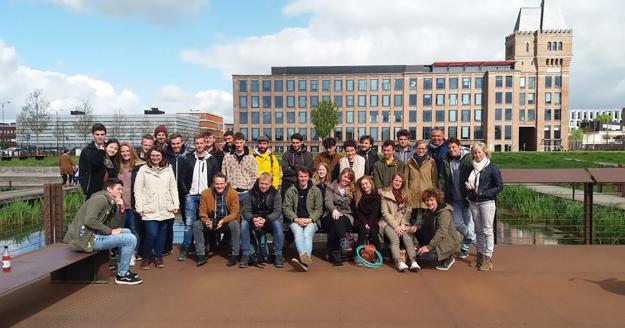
423, 111, 432, 122
287, 128, 295, 139
475, 77, 483, 89
287, 96, 295, 108
382, 79, 391, 91
461, 110, 471, 122
251, 112, 260, 124
336, 112, 342, 124
545, 76, 552, 89
495, 92, 502, 104
554, 109, 561, 120
287, 80, 295, 92
346, 95, 354, 107
495, 108, 502, 120
394, 94, 403, 107
311, 96, 319, 107
299, 96, 307, 108
520, 77, 526, 89
358, 127, 365, 140
251, 80, 259, 92
449, 94, 457, 106
240, 80, 248, 92
394, 111, 403, 122
382, 111, 390, 123
382, 127, 390, 141
311, 128, 318, 141
505, 125, 512, 140
358, 79, 367, 91
346, 128, 354, 140
528, 93, 535, 105
462, 77, 471, 89
519, 109, 525, 121
263, 96, 271, 108
505, 76, 513, 88
475, 93, 482, 106
545, 92, 552, 104
409, 78, 417, 90
298, 80, 306, 91
436, 78, 445, 89
287, 112, 295, 123
409, 94, 417, 106
528, 109, 536, 121
334, 128, 342, 141
263, 80, 271, 92
239, 112, 248, 124
358, 111, 366, 123
554, 92, 561, 105
322, 80, 331, 91
299, 112, 307, 123
545, 109, 552, 121
435, 110, 445, 122
370, 111, 378, 123
346, 79, 354, 92
239, 96, 247, 108
495, 126, 502, 139
370, 127, 378, 140
310, 80, 318, 91
555, 76, 562, 88
251, 96, 259, 108
449, 78, 458, 90
334, 80, 342, 92
275, 96, 283, 108
334, 95, 343, 107
298, 128, 307, 141
263, 112, 272, 124
495, 76, 503, 88
448, 126, 457, 138
382, 95, 390, 107
505, 108, 512, 121
519, 93, 525, 105
505, 92, 513, 104
370, 79, 378, 91
461, 126, 470, 139
474, 126, 483, 140
409, 111, 417, 122
436, 94, 445, 106
528, 77, 536, 89
423, 78, 432, 90
322, 95, 330, 102
370, 95, 378, 106
394, 79, 403, 91
449, 110, 457, 122
475, 109, 482, 122
275, 128, 284, 141
462, 94, 471, 105
274, 80, 283, 92
358, 95, 366, 107
423, 127, 432, 140
423, 94, 432, 106
275, 112, 283, 123
252, 128, 259, 141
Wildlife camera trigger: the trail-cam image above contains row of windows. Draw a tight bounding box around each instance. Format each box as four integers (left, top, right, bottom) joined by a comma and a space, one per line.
547, 42, 564, 51
570, 111, 620, 121
239, 77, 485, 93
496, 92, 561, 106
239, 93, 484, 109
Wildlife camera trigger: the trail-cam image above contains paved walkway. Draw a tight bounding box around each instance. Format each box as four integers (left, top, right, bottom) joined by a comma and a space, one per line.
525, 184, 625, 210
2, 245, 625, 327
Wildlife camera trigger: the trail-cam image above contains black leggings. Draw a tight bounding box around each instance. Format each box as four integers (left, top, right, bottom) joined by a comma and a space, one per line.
326, 215, 353, 253
355, 222, 380, 249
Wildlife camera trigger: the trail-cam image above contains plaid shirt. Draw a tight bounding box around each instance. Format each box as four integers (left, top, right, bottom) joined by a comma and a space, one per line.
222, 153, 257, 191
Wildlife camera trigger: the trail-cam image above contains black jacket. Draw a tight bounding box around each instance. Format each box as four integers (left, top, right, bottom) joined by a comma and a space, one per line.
78, 141, 106, 199
281, 145, 313, 182
165, 144, 190, 195
467, 162, 504, 202
181, 152, 220, 196
439, 149, 472, 206
357, 148, 379, 176
242, 180, 282, 223
209, 148, 225, 173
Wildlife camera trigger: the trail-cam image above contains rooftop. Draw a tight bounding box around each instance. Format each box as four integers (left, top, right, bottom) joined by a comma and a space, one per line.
514, 0, 568, 32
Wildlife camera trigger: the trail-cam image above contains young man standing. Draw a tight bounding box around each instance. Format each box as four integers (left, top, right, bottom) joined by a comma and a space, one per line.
357, 135, 378, 176
164, 133, 190, 256
179, 135, 219, 260
204, 130, 225, 172
136, 134, 154, 162
64, 178, 142, 284
222, 131, 234, 154
78, 123, 107, 199
194, 173, 241, 267
252, 135, 280, 191
373, 140, 404, 189
439, 138, 475, 258
428, 127, 448, 172
283, 167, 323, 272
312, 136, 342, 181
280, 133, 313, 202
338, 139, 366, 181
240, 173, 283, 268
394, 129, 415, 164
221, 132, 258, 199
154, 125, 169, 152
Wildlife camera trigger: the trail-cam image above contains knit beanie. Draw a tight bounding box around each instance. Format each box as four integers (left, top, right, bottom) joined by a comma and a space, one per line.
154, 125, 168, 137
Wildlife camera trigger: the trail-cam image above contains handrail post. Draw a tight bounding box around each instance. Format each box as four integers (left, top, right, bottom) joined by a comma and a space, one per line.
583, 182, 593, 245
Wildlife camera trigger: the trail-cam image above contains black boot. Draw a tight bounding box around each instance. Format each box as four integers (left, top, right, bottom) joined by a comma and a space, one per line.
331, 251, 343, 267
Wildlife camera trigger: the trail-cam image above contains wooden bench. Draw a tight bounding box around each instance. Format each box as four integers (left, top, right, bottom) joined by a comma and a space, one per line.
0, 244, 110, 297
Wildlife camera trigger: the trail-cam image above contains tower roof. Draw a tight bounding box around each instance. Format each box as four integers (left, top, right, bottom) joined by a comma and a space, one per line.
513, 0, 568, 32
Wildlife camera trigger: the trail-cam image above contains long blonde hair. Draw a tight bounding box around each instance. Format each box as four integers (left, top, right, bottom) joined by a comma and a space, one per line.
312, 162, 331, 185
118, 142, 140, 172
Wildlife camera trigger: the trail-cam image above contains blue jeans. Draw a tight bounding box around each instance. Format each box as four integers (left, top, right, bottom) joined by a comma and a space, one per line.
142, 219, 172, 259
183, 194, 201, 249
416, 249, 439, 262
93, 228, 136, 276
241, 218, 284, 257
290, 222, 318, 256
123, 209, 141, 252
452, 200, 475, 251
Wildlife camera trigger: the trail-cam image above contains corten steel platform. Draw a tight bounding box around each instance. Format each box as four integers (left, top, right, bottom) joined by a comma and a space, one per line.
2, 245, 625, 328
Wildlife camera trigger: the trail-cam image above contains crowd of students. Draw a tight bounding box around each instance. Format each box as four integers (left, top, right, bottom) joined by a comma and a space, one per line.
63, 123, 503, 285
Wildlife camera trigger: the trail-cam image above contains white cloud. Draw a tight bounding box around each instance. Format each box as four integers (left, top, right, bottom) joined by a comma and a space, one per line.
0, 40, 232, 122
37, 0, 208, 24
181, 0, 625, 108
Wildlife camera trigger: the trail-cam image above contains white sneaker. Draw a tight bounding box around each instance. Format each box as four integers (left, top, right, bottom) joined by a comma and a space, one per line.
397, 262, 409, 272
410, 261, 421, 272
129, 254, 136, 266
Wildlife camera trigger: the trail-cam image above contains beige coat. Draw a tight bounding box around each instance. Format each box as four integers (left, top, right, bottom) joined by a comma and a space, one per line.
134, 164, 179, 221
379, 188, 412, 231
403, 156, 438, 209
338, 155, 366, 181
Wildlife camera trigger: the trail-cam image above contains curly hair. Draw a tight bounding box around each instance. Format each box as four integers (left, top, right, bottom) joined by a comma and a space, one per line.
421, 187, 445, 205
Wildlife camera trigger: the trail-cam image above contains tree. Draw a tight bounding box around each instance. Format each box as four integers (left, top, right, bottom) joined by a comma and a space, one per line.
110, 109, 126, 139
52, 112, 68, 153
569, 128, 584, 150
595, 114, 613, 144
311, 100, 339, 142
73, 101, 96, 146
16, 89, 51, 153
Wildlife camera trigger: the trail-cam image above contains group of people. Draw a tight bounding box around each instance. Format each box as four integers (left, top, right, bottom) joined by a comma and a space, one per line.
63, 123, 503, 286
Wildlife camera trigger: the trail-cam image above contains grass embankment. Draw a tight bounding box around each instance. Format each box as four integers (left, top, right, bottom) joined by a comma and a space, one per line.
491, 151, 625, 169
498, 185, 625, 244
0, 190, 84, 242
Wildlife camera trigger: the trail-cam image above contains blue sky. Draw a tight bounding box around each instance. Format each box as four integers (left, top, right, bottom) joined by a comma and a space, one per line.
0, 0, 623, 122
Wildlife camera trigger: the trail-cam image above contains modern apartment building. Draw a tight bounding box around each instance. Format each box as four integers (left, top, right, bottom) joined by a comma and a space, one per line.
233, 0, 572, 152
569, 109, 623, 129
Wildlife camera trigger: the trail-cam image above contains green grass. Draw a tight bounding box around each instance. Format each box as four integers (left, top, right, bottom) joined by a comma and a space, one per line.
0, 156, 78, 167
491, 151, 625, 169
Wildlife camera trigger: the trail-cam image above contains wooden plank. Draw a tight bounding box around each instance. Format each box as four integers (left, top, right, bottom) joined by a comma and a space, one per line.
588, 168, 625, 183
500, 169, 593, 184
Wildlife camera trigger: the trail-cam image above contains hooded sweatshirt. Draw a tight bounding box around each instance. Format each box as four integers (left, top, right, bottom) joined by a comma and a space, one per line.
394, 144, 415, 164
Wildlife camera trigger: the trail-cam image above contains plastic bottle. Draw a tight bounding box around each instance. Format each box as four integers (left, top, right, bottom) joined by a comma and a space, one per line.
2, 246, 11, 272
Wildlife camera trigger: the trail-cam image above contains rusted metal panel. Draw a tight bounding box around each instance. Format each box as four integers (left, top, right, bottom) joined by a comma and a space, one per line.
587, 168, 625, 183
500, 169, 592, 183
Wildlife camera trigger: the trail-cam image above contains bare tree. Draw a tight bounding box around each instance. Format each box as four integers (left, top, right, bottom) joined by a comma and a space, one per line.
141, 117, 154, 135
110, 109, 126, 139
72, 101, 96, 146
16, 89, 51, 153
52, 112, 68, 153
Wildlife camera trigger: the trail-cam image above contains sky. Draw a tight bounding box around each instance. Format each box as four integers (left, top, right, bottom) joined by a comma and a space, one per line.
0, 0, 623, 123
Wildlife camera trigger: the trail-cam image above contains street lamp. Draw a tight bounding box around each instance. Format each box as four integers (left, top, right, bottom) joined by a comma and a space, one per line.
1, 101, 10, 126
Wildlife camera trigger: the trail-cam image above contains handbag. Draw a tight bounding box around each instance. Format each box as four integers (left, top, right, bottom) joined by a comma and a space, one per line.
359, 241, 377, 263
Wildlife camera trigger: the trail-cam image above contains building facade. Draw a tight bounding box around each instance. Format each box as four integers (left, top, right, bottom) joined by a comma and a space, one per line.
233, 0, 572, 152
569, 108, 623, 129
179, 112, 225, 142
0, 123, 16, 147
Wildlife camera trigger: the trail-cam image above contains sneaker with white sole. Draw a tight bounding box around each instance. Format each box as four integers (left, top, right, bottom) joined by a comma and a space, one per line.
289, 258, 308, 272
115, 272, 143, 285
436, 256, 455, 271
397, 262, 409, 272
458, 249, 469, 259
410, 261, 421, 272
